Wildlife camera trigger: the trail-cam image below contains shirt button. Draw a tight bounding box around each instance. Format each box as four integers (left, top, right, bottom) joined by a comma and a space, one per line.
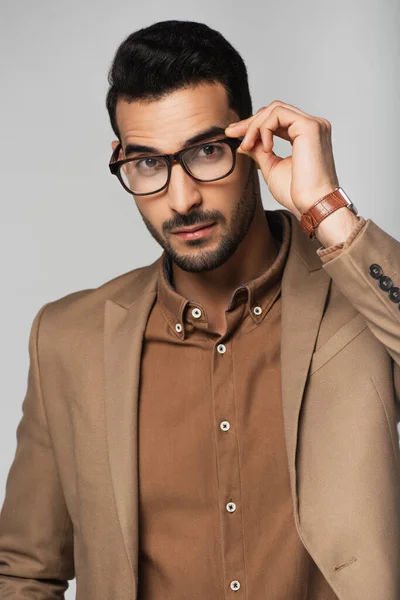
389, 287, 400, 303
217, 344, 226, 354
226, 501, 236, 512
253, 306, 262, 316
369, 264, 383, 279
191, 307, 202, 319
220, 420, 230, 431
230, 580, 241, 591
175, 323, 182, 333
379, 275, 393, 291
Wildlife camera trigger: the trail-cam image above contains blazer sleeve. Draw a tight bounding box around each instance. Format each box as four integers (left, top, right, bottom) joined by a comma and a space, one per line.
0, 303, 75, 598
316, 217, 400, 406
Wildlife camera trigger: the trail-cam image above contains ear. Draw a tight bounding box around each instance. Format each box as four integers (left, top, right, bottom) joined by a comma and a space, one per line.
111, 140, 120, 151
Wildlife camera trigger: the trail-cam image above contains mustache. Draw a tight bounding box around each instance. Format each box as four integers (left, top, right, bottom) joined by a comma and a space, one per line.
164, 210, 225, 233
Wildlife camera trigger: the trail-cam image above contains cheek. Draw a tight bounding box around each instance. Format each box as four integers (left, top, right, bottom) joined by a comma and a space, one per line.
136, 199, 170, 235
212, 155, 251, 202
227, 154, 252, 191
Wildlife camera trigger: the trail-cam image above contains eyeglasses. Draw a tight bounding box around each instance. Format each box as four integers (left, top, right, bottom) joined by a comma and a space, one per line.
108, 136, 244, 196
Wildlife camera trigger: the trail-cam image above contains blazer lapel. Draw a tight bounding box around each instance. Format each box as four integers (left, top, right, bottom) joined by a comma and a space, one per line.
103, 261, 159, 591
279, 209, 332, 523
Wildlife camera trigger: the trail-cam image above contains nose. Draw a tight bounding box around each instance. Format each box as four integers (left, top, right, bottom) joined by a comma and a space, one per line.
166, 160, 202, 214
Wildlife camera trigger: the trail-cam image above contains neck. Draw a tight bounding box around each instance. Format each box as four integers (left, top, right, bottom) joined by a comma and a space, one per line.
170, 189, 279, 319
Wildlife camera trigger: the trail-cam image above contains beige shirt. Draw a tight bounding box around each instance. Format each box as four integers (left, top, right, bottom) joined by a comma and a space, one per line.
136, 211, 368, 598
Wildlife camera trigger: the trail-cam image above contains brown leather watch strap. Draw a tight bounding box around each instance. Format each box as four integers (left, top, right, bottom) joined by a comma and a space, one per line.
299, 188, 349, 240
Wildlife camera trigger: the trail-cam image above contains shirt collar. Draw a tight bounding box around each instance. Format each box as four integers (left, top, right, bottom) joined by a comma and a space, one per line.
156, 210, 291, 339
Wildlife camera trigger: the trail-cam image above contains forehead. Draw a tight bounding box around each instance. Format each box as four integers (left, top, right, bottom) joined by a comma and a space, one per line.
115, 82, 238, 152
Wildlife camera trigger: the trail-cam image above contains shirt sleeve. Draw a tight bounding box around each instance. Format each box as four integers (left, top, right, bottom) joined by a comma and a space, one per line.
316, 216, 367, 263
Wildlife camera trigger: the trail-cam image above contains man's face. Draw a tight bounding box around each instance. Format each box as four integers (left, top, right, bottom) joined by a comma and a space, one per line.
113, 82, 256, 273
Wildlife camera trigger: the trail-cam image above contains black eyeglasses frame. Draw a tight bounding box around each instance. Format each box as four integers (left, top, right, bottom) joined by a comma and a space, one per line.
108, 136, 245, 196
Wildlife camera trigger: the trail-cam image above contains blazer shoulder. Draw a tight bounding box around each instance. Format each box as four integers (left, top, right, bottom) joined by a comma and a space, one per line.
37, 259, 159, 338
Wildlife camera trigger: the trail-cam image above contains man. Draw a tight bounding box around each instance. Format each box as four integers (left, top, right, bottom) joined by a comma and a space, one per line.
0, 18, 399, 600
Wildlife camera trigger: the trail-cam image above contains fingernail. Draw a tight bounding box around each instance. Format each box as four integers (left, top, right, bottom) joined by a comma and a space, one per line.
227, 122, 240, 128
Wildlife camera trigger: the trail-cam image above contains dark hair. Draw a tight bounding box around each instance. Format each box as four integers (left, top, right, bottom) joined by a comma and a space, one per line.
105, 20, 253, 140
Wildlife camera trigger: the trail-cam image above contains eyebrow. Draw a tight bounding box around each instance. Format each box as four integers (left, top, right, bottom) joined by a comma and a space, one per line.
123, 125, 227, 156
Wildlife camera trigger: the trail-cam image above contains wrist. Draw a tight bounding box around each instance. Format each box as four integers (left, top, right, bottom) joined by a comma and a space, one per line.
298, 187, 359, 241
314, 207, 360, 247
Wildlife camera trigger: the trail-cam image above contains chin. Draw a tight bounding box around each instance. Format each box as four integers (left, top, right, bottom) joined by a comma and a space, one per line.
170, 246, 233, 273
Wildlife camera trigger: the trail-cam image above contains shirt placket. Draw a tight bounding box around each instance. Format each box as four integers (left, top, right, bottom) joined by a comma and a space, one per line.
210, 306, 247, 598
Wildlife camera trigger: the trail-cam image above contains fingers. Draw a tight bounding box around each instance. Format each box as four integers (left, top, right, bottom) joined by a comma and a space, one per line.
225, 101, 327, 153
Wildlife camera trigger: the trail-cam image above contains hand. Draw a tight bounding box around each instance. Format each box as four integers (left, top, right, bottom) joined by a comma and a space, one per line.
225, 100, 340, 220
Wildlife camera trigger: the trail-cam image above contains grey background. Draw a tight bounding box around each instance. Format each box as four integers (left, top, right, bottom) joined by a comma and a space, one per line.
1, 0, 399, 596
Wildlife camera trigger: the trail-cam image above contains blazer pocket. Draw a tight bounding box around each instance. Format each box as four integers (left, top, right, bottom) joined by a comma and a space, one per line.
309, 312, 368, 376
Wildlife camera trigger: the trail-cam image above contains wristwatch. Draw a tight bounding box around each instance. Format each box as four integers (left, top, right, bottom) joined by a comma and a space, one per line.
299, 187, 358, 240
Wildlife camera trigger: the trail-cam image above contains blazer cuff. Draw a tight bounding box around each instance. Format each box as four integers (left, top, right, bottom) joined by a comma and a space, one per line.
316, 216, 367, 263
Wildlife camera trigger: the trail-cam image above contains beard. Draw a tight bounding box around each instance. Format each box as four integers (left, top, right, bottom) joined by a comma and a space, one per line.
137, 161, 258, 273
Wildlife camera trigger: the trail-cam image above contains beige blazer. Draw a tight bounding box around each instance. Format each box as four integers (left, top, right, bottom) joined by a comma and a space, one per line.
0, 209, 400, 600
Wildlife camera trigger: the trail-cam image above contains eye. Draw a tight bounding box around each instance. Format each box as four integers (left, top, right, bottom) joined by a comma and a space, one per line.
190, 142, 225, 160
202, 144, 217, 155
135, 157, 165, 170
200, 143, 220, 156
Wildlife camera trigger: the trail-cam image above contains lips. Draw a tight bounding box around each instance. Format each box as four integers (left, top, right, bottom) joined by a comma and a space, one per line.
172, 223, 216, 240
173, 222, 215, 234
